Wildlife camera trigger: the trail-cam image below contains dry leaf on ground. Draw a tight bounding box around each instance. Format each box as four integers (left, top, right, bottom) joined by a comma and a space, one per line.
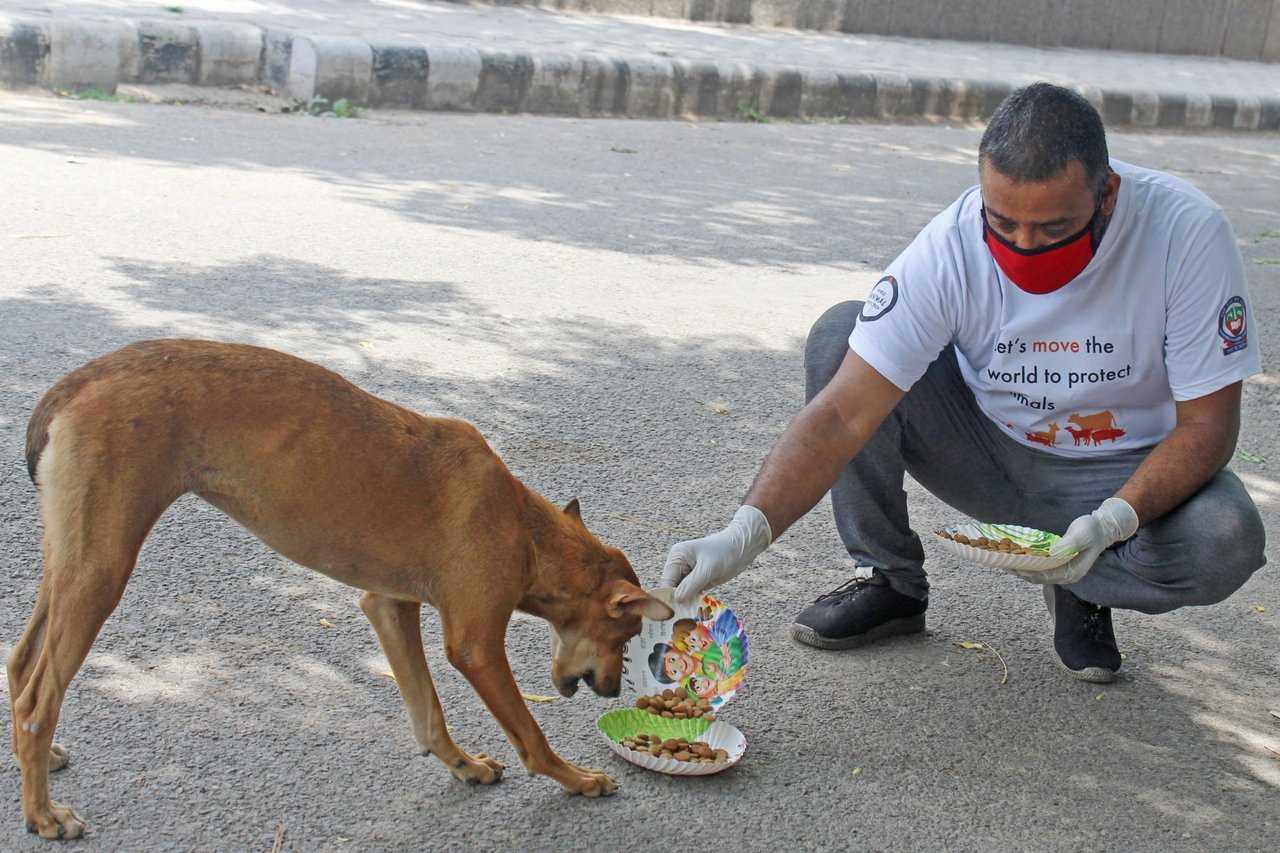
954, 640, 1010, 684
521, 692, 557, 703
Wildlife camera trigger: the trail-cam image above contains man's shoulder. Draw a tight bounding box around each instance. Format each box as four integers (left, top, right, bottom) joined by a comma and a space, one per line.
941, 184, 984, 223
1113, 159, 1222, 215
910, 185, 983, 248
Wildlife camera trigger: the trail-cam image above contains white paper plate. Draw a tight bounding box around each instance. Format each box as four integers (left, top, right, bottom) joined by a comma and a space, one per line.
604, 589, 750, 776
620, 587, 747, 710
597, 708, 746, 776
934, 522, 1076, 573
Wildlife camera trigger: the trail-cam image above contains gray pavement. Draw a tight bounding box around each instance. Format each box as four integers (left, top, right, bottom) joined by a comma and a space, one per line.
3, 0, 1280, 127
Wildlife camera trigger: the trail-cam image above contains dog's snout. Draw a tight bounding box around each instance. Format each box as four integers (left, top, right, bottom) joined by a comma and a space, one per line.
583, 670, 621, 698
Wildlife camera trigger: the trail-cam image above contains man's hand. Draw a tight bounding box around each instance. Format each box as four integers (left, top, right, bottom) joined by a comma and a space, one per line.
1009, 497, 1138, 585
660, 506, 772, 604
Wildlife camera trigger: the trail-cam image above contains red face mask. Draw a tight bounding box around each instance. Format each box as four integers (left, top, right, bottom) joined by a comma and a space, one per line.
982, 206, 1102, 295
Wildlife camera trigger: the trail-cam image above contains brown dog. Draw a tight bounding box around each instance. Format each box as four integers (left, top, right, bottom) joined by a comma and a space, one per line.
8, 339, 673, 839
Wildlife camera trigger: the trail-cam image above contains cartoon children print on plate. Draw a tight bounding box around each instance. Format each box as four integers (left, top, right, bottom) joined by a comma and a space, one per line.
622, 589, 748, 710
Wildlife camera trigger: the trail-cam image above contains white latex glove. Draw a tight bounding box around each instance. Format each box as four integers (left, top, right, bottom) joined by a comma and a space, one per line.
1011, 497, 1139, 586
660, 505, 772, 604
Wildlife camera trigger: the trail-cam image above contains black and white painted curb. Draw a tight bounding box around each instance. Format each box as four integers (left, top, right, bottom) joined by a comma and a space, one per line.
2, 14, 1278, 129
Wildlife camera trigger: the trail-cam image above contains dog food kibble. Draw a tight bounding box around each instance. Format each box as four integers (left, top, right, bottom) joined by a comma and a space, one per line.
620, 732, 730, 764
938, 530, 1046, 557
633, 688, 716, 722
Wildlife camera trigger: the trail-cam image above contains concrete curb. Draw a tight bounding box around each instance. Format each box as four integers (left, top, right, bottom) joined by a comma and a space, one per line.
2, 14, 1279, 129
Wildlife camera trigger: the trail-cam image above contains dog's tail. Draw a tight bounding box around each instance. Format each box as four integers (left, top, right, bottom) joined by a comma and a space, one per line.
26, 390, 64, 486
26, 356, 106, 485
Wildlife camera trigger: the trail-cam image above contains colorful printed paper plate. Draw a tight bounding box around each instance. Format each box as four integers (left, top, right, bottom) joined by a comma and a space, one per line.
597, 708, 746, 776
620, 587, 747, 711
934, 522, 1077, 573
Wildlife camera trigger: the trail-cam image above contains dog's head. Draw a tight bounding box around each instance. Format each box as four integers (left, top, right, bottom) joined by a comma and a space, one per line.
546, 501, 674, 698
549, 576, 673, 698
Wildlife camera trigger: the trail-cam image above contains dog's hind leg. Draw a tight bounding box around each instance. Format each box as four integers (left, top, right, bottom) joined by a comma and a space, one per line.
8, 603, 87, 841
10, 542, 141, 840
6, 581, 69, 776
11, 426, 167, 840
359, 592, 504, 785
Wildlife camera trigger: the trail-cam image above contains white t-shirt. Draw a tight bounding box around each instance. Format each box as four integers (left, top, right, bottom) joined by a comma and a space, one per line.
851, 160, 1260, 457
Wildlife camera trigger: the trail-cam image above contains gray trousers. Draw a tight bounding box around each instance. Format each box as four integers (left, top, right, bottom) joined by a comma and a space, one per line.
806, 301, 1267, 614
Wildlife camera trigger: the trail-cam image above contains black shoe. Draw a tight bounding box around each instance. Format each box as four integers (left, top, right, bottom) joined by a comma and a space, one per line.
791, 569, 927, 650
1049, 586, 1121, 683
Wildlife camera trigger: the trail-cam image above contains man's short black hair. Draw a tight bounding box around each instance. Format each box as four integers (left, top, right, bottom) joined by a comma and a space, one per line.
979, 82, 1111, 195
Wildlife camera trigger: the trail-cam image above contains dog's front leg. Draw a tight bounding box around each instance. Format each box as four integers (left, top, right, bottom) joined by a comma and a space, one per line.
359, 593, 504, 785
441, 615, 617, 797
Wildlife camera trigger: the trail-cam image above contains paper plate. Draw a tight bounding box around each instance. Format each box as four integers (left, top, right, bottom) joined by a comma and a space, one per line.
597, 708, 746, 776
934, 522, 1076, 573
620, 587, 747, 710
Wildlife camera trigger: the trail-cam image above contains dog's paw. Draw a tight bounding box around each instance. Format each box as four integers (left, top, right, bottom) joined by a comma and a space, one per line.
562, 765, 617, 798
48, 743, 70, 773
450, 752, 504, 786
25, 801, 85, 839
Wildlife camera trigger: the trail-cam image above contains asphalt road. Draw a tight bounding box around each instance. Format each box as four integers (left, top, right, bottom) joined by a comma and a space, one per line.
0, 92, 1277, 852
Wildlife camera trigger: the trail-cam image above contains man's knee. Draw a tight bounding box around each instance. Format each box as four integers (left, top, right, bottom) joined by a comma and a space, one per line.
1149, 482, 1266, 608
805, 301, 862, 401
1182, 499, 1266, 606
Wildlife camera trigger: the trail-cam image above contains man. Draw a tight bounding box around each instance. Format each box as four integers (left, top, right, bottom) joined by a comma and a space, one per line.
661, 83, 1266, 683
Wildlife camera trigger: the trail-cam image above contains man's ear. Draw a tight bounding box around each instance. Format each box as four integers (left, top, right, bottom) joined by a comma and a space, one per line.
1101, 171, 1122, 216
608, 583, 675, 622
563, 497, 582, 520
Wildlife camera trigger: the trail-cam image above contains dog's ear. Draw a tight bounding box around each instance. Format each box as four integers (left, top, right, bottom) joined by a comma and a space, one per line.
607, 583, 675, 622
562, 497, 582, 520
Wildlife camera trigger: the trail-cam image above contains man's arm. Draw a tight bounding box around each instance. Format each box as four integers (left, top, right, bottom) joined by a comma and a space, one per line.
658, 346, 905, 601
1114, 381, 1242, 525
744, 347, 906, 539
1036, 381, 1243, 586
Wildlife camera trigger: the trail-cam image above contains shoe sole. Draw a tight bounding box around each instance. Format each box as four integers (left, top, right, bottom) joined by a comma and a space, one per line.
790, 614, 926, 650
1056, 658, 1117, 684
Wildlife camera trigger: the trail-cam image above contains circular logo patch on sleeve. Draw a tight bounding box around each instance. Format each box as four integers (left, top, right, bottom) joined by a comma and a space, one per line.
859, 276, 899, 322
1218, 295, 1248, 355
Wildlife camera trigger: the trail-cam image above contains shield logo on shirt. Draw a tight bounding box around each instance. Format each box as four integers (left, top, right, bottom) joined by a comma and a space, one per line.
1218, 296, 1248, 355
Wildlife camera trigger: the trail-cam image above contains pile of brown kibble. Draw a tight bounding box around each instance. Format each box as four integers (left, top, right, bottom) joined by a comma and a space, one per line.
938, 530, 1046, 556
622, 733, 729, 764
634, 688, 716, 721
